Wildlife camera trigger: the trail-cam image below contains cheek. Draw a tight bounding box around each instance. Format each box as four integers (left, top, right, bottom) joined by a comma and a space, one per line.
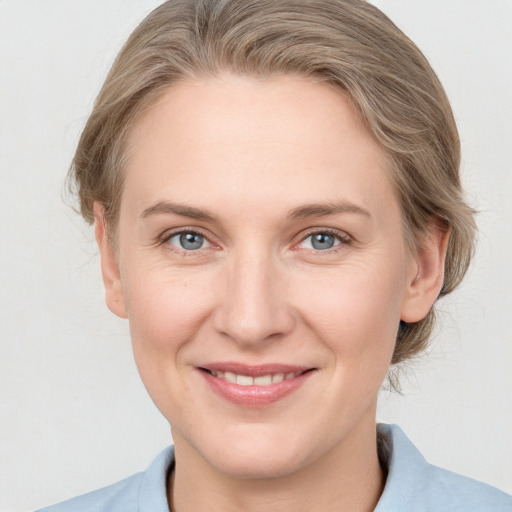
122, 266, 218, 418
293, 262, 403, 362
123, 266, 216, 356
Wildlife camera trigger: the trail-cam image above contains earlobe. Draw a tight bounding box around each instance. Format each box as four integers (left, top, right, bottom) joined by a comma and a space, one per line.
400, 222, 450, 323
93, 203, 128, 319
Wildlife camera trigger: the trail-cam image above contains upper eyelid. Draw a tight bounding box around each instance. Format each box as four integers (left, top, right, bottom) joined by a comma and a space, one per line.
160, 226, 211, 242
297, 227, 351, 243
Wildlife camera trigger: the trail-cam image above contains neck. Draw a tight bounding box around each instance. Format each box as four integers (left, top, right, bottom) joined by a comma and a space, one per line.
168, 416, 385, 512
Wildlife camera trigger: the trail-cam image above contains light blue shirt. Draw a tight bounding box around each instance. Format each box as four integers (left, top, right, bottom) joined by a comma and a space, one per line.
36, 424, 512, 511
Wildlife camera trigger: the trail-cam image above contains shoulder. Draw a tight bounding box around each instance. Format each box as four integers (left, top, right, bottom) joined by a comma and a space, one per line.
34, 473, 143, 512
35, 446, 174, 512
420, 463, 512, 511
375, 424, 512, 512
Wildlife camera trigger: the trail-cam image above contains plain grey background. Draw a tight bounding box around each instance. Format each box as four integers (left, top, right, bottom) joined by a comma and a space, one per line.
1, 1, 511, 511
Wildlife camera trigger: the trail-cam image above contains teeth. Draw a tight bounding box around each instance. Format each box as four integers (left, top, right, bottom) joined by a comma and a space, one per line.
254, 375, 272, 386
224, 372, 237, 383
207, 370, 302, 386
236, 375, 254, 386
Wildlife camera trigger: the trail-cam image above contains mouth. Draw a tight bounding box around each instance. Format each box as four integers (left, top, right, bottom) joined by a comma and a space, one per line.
197, 363, 316, 407
200, 368, 307, 386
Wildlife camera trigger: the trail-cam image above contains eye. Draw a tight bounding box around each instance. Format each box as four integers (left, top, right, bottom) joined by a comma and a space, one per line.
298, 231, 344, 251
167, 231, 211, 251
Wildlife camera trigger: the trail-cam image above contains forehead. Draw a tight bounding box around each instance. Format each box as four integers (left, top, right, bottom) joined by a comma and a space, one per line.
122, 74, 396, 223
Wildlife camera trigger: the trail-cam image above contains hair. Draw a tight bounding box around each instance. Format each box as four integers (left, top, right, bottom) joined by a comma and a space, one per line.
70, 0, 476, 365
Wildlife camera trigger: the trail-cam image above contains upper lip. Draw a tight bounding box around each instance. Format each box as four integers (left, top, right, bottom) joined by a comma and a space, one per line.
198, 362, 313, 377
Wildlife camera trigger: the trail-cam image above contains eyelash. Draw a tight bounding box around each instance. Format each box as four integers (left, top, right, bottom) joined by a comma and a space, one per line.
159, 228, 213, 257
158, 227, 352, 256
296, 228, 352, 254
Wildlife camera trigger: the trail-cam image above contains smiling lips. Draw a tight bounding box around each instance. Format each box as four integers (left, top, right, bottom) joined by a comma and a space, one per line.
198, 363, 314, 407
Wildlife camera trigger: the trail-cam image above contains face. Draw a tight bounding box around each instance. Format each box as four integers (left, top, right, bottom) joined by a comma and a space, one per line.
97, 74, 444, 479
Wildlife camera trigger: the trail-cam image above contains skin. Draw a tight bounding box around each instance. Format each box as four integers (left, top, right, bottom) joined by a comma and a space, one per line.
95, 74, 448, 512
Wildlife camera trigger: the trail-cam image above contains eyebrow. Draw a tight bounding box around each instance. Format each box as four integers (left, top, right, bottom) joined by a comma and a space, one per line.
140, 201, 217, 221
287, 201, 371, 220
140, 200, 371, 222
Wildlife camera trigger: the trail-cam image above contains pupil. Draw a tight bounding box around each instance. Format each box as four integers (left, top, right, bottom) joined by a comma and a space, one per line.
180, 232, 203, 250
312, 233, 334, 250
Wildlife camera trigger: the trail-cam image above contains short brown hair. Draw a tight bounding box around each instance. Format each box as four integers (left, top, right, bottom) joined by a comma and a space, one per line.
70, 0, 476, 364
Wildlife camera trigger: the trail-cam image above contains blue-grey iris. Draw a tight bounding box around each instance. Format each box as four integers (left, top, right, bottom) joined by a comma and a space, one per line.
180, 232, 204, 250
311, 233, 336, 250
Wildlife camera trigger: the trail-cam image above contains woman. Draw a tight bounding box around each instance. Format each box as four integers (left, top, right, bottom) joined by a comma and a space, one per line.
32, 0, 511, 510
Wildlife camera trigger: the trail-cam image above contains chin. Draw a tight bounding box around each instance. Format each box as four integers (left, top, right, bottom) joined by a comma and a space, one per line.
189, 423, 312, 480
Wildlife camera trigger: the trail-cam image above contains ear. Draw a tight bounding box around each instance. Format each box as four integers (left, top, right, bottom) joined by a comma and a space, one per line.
400, 222, 450, 323
93, 202, 128, 319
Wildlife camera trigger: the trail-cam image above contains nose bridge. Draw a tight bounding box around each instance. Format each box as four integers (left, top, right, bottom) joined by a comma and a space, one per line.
214, 242, 293, 346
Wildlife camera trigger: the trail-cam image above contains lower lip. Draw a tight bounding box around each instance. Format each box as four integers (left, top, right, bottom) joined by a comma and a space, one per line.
199, 370, 314, 407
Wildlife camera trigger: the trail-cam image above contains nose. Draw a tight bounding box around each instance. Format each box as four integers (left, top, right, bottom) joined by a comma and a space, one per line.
213, 246, 295, 348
